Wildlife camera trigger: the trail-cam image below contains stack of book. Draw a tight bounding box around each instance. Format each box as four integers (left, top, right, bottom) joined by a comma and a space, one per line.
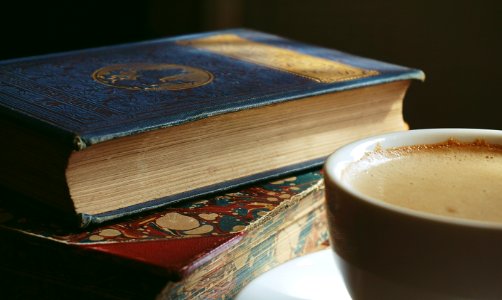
0, 29, 423, 299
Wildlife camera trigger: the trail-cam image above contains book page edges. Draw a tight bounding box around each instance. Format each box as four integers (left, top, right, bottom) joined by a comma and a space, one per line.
67, 80, 410, 219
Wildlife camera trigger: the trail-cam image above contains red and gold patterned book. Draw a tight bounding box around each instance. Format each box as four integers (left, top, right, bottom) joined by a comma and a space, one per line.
0, 171, 327, 299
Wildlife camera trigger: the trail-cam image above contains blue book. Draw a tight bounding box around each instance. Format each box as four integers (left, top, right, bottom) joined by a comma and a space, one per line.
0, 29, 424, 227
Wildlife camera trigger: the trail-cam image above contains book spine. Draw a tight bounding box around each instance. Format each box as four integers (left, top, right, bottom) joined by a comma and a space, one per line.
0, 97, 77, 149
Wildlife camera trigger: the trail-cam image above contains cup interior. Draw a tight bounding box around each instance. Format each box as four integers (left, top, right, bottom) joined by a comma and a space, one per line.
324, 128, 502, 229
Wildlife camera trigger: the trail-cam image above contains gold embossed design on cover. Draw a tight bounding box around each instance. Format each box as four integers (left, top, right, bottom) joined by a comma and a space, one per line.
178, 34, 378, 83
92, 64, 213, 91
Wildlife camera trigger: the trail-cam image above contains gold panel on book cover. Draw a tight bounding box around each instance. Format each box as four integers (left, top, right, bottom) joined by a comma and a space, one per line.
178, 34, 378, 83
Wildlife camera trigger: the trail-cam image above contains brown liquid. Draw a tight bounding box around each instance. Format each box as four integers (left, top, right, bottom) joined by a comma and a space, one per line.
343, 139, 502, 223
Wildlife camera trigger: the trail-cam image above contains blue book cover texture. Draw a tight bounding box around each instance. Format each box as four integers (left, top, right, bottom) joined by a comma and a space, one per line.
0, 29, 424, 226
0, 28, 424, 148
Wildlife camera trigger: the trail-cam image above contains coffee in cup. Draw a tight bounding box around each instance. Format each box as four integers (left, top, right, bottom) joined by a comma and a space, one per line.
324, 129, 502, 300
342, 138, 502, 223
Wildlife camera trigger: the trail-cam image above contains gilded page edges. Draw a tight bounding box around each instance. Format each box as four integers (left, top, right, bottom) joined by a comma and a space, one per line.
177, 34, 379, 83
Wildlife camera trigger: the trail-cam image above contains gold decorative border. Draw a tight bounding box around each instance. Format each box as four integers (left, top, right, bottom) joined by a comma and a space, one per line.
92, 63, 214, 91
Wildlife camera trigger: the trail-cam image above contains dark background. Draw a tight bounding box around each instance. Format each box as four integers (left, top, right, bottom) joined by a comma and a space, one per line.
1, 0, 500, 129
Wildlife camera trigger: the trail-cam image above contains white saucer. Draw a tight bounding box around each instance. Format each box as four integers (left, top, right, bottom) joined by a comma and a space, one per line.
236, 249, 351, 300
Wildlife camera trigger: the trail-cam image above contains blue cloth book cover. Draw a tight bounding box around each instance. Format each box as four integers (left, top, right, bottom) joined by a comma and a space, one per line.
0, 29, 424, 227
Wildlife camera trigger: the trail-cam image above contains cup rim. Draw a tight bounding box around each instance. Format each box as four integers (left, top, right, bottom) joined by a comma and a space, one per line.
324, 128, 502, 230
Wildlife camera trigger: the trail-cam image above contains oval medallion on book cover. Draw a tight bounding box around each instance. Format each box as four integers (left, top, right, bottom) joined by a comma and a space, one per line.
92, 63, 214, 91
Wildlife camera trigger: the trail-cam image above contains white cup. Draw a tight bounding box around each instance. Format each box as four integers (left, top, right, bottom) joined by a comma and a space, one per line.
323, 129, 502, 300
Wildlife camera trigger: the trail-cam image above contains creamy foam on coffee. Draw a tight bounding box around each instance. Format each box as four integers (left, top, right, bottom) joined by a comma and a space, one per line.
343, 139, 502, 223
